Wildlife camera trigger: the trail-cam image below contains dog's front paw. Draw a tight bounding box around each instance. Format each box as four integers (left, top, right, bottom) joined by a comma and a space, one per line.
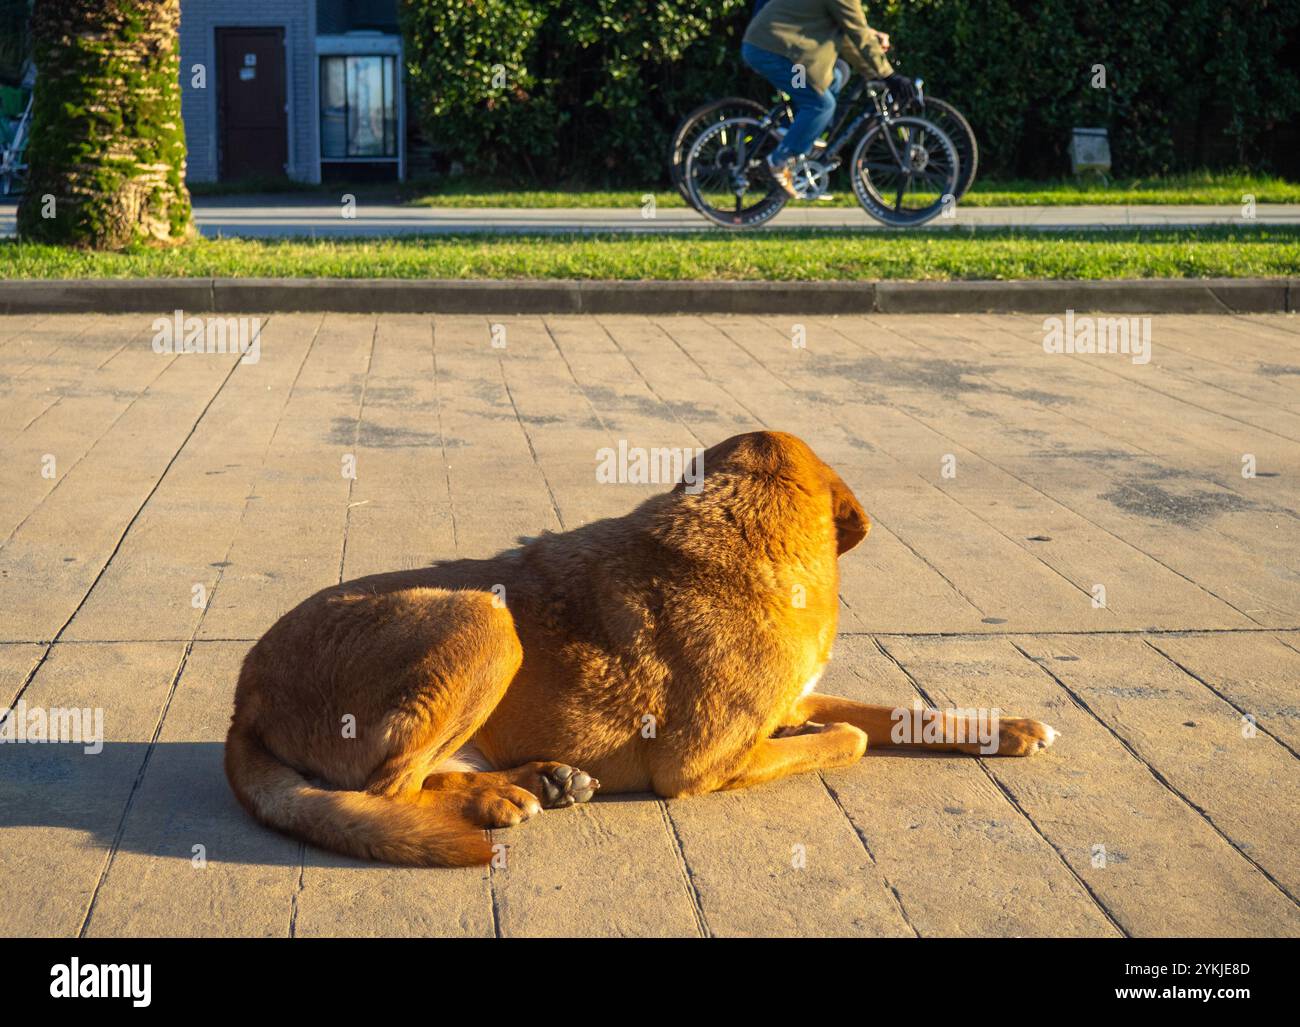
995, 718, 1058, 756
534, 763, 600, 808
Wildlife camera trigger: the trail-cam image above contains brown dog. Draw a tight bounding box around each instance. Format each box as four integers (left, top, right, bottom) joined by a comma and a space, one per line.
225, 431, 1056, 866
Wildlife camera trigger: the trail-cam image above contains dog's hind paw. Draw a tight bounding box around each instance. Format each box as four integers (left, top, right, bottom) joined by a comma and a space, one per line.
536, 764, 600, 807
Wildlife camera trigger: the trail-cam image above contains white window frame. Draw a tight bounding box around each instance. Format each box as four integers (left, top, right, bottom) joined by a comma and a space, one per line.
316, 32, 405, 180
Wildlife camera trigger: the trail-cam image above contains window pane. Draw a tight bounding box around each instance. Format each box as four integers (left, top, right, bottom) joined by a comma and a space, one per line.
383, 57, 396, 156
320, 56, 347, 159
347, 56, 388, 157
319, 54, 397, 159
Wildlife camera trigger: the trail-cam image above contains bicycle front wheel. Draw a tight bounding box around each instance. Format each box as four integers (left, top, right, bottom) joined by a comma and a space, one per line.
684, 116, 788, 229
917, 96, 978, 200
670, 97, 769, 203
850, 116, 959, 228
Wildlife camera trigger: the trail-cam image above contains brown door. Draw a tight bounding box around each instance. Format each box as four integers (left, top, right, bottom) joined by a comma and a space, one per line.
217, 28, 288, 181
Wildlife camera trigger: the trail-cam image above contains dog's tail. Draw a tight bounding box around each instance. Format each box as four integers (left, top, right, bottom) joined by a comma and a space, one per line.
224, 720, 492, 867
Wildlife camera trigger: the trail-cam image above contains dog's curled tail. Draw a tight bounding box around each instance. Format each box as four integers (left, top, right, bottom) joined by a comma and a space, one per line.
224, 721, 492, 867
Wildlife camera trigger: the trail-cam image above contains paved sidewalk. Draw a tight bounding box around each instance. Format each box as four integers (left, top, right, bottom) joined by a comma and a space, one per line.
0, 311, 1297, 937
2, 199, 1297, 237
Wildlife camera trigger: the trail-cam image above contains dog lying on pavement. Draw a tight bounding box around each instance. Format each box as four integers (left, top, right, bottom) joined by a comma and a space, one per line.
225, 431, 1056, 865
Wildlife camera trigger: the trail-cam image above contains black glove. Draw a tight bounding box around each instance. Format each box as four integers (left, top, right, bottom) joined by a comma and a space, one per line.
884, 73, 918, 108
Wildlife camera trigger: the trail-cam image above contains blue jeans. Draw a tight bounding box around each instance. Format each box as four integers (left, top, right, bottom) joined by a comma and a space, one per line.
741, 42, 844, 165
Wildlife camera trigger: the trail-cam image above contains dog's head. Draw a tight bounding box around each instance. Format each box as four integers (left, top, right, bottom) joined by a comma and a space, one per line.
678, 431, 870, 556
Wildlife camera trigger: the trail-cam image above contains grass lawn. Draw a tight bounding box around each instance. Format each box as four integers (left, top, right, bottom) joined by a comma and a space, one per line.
3, 227, 1297, 281
405, 172, 1300, 209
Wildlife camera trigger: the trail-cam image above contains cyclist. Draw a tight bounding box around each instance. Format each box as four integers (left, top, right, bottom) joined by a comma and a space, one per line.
742, 0, 915, 196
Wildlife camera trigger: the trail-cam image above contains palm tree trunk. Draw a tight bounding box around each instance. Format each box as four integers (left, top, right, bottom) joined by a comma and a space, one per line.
17, 0, 192, 248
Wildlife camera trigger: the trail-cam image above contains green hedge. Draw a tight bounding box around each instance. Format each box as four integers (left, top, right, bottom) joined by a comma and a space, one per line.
881, 0, 1300, 179
400, 0, 1300, 186
400, 0, 756, 185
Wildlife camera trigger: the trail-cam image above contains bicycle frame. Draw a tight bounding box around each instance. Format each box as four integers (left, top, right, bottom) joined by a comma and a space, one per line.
762, 76, 926, 172
0, 92, 32, 195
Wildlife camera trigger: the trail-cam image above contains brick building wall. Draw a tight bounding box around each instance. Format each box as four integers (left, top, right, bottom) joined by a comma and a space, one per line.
178, 0, 320, 183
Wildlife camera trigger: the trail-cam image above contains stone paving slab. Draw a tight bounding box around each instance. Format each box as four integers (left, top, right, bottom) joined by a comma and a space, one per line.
0, 312, 1296, 937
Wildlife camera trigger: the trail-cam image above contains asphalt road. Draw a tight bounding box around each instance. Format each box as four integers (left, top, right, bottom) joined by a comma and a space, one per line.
2, 198, 1297, 238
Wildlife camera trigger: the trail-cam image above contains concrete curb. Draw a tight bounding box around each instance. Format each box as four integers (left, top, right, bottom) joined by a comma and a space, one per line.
0, 277, 1295, 315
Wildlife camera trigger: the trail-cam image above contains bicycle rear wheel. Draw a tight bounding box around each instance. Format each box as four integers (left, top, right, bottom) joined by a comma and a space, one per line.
850, 116, 959, 228
684, 116, 788, 229
670, 97, 769, 203
917, 96, 978, 200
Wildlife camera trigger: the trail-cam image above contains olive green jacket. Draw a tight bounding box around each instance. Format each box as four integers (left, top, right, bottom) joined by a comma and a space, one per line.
744, 0, 894, 93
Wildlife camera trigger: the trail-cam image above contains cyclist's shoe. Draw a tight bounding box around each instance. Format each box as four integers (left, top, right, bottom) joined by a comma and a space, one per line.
766, 156, 798, 198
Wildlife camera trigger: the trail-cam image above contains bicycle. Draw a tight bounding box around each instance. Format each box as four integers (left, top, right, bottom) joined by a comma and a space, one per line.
681, 74, 960, 229
671, 81, 978, 204
0, 80, 32, 196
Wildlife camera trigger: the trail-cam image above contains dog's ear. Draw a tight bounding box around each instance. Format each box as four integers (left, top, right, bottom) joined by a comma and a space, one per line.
829, 472, 870, 555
